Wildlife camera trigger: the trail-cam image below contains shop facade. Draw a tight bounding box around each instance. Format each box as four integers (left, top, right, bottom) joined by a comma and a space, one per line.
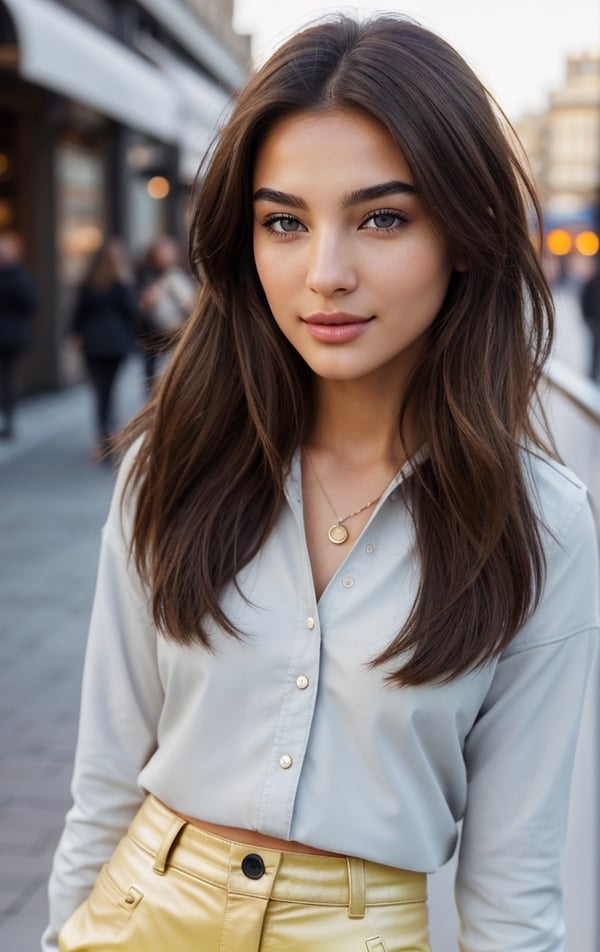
0, 0, 248, 390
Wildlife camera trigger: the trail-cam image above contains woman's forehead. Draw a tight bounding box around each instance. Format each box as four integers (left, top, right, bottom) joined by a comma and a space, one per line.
253, 110, 414, 192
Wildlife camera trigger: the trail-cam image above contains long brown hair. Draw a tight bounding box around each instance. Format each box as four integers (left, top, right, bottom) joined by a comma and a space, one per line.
121, 14, 555, 685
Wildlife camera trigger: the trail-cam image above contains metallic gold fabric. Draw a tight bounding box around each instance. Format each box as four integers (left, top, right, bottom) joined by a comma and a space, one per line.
59, 796, 430, 951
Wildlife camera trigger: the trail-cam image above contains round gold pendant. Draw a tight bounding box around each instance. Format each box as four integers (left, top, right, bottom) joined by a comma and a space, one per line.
328, 523, 349, 545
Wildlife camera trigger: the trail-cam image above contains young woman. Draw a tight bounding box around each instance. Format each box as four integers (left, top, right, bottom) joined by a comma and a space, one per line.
44, 14, 598, 952
71, 237, 137, 462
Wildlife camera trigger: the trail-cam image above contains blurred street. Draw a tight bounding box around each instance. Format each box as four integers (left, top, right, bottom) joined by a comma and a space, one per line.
0, 356, 145, 950
553, 283, 591, 377
0, 290, 594, 951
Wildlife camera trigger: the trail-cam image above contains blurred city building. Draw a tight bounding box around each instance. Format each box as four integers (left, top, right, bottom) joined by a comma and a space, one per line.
514, 50, 600, 280
0, 0, 249, 391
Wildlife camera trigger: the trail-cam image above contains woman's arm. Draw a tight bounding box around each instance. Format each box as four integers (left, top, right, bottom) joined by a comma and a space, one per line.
456, 486, 599, 951
42, 449, 164, 951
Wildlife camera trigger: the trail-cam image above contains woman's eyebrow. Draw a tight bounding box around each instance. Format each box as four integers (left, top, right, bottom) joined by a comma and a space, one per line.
253, 180, 416, 209
253, 188, 307, 209
342, 181, 416, 207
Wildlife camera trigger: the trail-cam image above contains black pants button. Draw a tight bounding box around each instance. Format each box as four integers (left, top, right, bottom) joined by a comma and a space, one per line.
241, 853, 265, 879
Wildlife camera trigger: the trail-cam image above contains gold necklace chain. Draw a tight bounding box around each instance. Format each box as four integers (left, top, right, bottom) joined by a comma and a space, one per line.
305, 451, 384, 545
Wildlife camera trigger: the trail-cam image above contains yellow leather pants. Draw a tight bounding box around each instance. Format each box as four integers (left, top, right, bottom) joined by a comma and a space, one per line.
59, 795, 430, 952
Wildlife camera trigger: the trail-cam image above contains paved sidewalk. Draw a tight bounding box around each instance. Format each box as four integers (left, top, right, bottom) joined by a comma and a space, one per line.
0, 358, 145, 951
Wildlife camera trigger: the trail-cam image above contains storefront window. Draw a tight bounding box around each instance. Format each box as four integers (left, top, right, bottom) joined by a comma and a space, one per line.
55, 133, 108, 380
126, 135, 171, 257
55, 135, 106, 288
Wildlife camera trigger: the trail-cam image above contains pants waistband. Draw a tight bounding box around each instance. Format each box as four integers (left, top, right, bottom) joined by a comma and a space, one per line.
128, 796, 426, 913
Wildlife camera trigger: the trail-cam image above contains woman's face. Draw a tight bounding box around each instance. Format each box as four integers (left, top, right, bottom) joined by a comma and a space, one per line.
252, 110, 460, 389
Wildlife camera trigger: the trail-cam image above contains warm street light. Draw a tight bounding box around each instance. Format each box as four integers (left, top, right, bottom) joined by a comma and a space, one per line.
546, 228, 572, 256
575, 231, 600, 256
147, 175, 170, 199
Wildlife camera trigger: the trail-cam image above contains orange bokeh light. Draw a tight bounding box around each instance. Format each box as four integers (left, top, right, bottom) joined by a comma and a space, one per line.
147, 176, 170, 200
546, 229, 572, 256
574, 231, 600, 257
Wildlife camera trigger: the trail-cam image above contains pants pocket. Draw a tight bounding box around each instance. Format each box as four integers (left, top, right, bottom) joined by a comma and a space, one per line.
366, 900, 431, 952
58, 864, 138, 951
58, 834, 153, 951
366, 938, 387, 952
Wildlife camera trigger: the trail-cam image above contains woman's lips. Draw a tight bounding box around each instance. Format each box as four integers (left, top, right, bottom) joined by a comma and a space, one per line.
302, 312, 373, 343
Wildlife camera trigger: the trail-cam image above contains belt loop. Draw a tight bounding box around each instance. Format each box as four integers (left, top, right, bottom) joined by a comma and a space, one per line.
346, 856, 366, 919
152, 816, 187, 875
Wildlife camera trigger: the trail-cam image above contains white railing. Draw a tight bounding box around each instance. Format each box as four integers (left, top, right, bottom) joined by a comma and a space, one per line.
542, 357, 600, 952
544, 357, 600, 509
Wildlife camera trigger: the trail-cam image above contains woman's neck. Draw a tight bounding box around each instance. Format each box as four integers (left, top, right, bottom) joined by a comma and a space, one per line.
307, 377, 416, 468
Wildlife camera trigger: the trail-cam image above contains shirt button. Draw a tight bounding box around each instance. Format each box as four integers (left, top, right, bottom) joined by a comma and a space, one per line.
306, 617, 316, 630
341, 576, 354, 588
279, 754, 293, 769
296, 675, 309, 690
365, 543, 375, 554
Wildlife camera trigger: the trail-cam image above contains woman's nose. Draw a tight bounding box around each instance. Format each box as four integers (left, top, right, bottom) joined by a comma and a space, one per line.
305, 232, 357, 297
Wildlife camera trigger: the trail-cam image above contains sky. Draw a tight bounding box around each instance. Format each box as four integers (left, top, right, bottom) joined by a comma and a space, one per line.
233, 0, 600, 120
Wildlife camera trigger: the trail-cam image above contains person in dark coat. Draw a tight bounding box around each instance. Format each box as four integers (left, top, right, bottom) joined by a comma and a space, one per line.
580, 261, 600, 379
71, 237, 137, 461
0, 231, 36, 438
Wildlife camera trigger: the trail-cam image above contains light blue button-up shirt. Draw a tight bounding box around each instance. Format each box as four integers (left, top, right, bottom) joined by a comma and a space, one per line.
44, 446, 599, 951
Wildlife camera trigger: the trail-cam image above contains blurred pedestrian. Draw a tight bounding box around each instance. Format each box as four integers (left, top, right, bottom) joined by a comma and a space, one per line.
580, 260, 600, 379
0, 231, 36, 438
71, 237, 137, 462
136, 235, 196, 393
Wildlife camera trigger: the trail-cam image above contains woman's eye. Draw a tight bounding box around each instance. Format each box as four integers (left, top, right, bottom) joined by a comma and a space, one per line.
265, 215, 305, 234
362, 210, 406, 230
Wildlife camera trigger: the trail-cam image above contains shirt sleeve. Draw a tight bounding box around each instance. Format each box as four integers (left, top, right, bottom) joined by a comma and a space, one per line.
456, 489, 599, 952
42, 451, 163, 951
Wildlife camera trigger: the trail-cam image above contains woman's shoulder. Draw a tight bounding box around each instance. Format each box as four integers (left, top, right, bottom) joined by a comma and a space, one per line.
520, 448, 592, 545
521, 451, 598, 631
103, 434, 146, 551
506, 448, 600, 653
